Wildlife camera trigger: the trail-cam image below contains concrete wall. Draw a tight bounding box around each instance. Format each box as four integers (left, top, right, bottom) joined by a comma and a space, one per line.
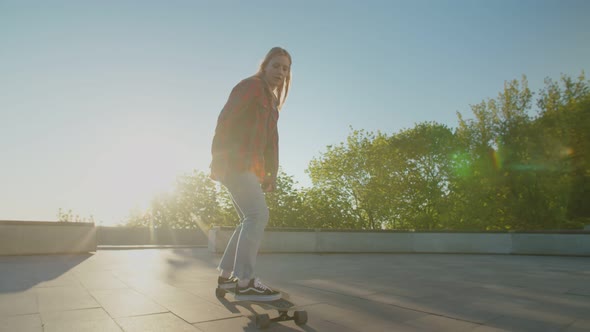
97, 226, 207, 246
2, 220, 587, 256
208, 227, 590, 256
0, 220, 96, 255
412, 233, 512, 254
511, 233, 590, 256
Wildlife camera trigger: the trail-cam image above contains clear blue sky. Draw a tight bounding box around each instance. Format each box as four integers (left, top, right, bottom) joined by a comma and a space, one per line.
1, 0, 589, 225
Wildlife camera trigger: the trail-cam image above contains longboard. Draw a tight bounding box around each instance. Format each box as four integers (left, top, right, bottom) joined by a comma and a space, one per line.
215, 286, 308, 329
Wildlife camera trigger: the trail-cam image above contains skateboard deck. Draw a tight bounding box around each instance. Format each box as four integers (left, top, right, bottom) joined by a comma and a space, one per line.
215, 286, 308, 329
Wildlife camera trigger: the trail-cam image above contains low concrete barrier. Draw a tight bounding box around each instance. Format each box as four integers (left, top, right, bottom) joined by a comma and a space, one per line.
208, 227, 590, 256
511, 233, 590, 256
97, 226, 207, 246
0, 220, 96, 255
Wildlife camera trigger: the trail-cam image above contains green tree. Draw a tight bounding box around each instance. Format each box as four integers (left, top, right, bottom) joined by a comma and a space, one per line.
298, 186, 358, 229
306, 129, 392, 229
535, 72, 590, 228
454, 76, 538, 230
57, 208, 95, 223
265, 168, 306, 228
453, 73, 589, 230
387, 122, 458, 230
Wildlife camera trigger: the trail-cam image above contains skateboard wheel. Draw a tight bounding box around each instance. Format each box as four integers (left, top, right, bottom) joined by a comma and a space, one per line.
255, 313, 270, 329
215, 288, 226, 298
294, 310, 307, 326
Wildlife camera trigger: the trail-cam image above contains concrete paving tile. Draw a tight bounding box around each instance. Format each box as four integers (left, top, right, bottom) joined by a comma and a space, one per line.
469, 297, 532, 318
156, 295, 237, 324
404, 281, 480, 300
192, 316, 254, 332
166, 301, 235, 324
116, 312, 202, 332
350, 320, 428, 332
297, 279, 377, 297
306, 302, 425, 332
279, 293, 319, 307
35, 273, 80, 288
514, 304, 576, 324
485, 309, 576, 332
525, 297, 590, 321
173, 281, 222, 302
36, 286, 99, 312
470, 325, 511, 331
135, 281, 198, 302
413, 298, 504, 324
90, 289, 167, 318
384, 284, 450, 299
405, 314, 481, 331
164, 270, 214, 285
269, 282, 429, 325
307, 319, 367, 332
76, 272, 129, 290
124, 280, 238, 323
0, 291, 38, 316
116, 276, 179, 298
563, 319, 590, 332
484, 316, 563, 332
566, 288, 590, 297
0, 314, 42, 332
44, 318, 122, 332
365, 292, 433, 311
281, 282, 351, 302
478, 284, 577, 308
41, 308, 122, 332
41, 307, 109, 322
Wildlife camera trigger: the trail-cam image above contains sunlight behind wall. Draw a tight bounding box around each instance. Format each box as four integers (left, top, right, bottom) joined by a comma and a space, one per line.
81, 128, 199, 226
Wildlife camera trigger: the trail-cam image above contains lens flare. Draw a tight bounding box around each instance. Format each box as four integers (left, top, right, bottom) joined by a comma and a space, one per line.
491, 149, 503, 170
561, 147, 574, 157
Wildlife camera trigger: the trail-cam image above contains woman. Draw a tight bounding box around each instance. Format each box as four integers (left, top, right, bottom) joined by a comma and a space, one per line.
210, 47, 292, 301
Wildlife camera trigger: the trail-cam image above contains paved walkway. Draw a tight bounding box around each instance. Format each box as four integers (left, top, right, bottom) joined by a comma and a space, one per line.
1, 249, 589, 331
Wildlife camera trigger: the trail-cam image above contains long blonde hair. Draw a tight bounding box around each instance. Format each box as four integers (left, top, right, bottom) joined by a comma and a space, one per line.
256, 47, 292, 110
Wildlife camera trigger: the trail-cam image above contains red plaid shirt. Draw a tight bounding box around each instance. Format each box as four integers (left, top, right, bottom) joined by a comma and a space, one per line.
210, 76, 279, 185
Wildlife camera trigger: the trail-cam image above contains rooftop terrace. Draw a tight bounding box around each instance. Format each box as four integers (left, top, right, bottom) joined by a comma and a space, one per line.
1, 248, 589, 331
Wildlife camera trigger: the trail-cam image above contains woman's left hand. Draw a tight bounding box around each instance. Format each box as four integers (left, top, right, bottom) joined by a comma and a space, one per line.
262, 177, 276, 192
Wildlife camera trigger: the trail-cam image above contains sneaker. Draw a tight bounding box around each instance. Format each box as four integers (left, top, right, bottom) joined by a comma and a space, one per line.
217, 276, 237, 290
234, 278, 281, 301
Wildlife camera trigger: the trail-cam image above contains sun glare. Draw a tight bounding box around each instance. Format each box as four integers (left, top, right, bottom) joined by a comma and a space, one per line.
86, 131, 194, 225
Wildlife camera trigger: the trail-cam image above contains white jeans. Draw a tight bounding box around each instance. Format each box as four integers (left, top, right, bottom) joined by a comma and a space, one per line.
218, 172, 270, 281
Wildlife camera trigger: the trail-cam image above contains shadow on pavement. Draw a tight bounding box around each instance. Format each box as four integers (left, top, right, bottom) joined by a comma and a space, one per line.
0, 253, 92, 293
